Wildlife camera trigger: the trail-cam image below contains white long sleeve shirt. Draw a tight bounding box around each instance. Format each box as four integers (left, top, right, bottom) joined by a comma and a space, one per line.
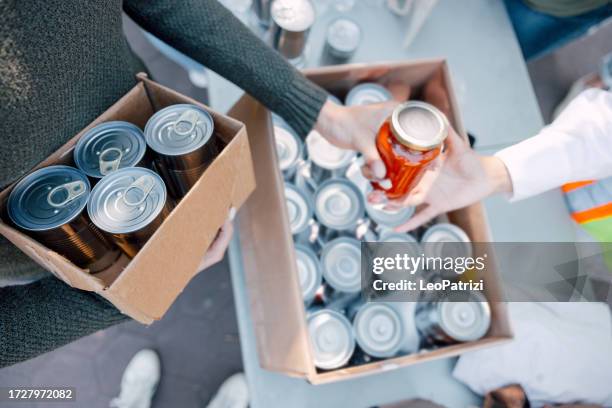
495, 88, 612, 201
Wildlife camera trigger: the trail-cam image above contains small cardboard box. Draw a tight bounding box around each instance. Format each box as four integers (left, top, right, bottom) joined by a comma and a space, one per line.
0, 75, 256, 324
230, 59, 512, 384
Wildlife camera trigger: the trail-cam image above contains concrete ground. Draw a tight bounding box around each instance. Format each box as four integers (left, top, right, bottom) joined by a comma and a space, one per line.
0, 11, 610, 408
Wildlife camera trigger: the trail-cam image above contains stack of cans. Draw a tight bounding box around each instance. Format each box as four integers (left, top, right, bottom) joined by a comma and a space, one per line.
7, 104, 221, 271
274, 84, 491, 371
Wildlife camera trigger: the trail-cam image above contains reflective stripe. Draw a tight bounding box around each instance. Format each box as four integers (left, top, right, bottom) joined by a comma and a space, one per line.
564, 177, 612, 214
561, 180, 594, 193
572, 202, 612, 224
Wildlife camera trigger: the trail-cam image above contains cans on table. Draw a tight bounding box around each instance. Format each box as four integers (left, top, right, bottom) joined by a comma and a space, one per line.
307, 309, 355, 370
320, 237, 361, 295
145, 104, 217, 199
388, 302, 420, 354
421, 222, 472, 259
349, 302, 404, 359
314, 178, 364, 238
252, 0, 273, 28
303, 130, 356, 186
274, 122, 303, 181
7, 165, 119, 272
284, 183, 315, 243
295, 244, 322, 306
345, 83, 393, 106
74, 121, 147, 181
377, 230, 418, 243
88, 167, 171, 258
323, 18, 361, 63
416, 291, 491, 344
366, 202, 415, 231
270, 0, 316, 64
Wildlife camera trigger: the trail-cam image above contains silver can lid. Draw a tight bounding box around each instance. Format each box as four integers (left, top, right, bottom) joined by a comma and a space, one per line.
295, 244, 322, 304
421, 223, 472, 259
327, 94, 343, 106
74, 121, 147, 178
321, 237, 361, 293
326, 18, 361, 55
306, 130, 356, 171
307, 309, 355, 370
284, 183, 313, 235
391, 101, 448, 151
87, 167, 167, 234
438, 291, 491, 342
8, 165, 90, 231
366, 203, 415, 229
145, 104, 214, 156
377, 230, 418, 243
274, 124, 302, 172
353, 303, 403, 358
271, 0, 315, 32
314, 179, 364, 231
345, 83, 392, 106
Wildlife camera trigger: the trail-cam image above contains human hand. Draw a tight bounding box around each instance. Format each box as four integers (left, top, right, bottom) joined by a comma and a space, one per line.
197, 208, 235, 271
382, 128, 513, 232
314, 83, 410, 180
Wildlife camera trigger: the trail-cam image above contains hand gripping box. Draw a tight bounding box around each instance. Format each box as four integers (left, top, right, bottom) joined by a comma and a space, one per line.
229, 59, 512, 384
0, 74, 255, 324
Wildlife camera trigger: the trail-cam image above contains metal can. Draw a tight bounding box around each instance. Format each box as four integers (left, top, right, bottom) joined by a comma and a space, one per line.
295, 244, 322, 306
349, 302, 404, 359
388, 301, 420, 354
74, 121, 147, 181
377, 230, 418, 243
345, 83, 392, 106
372, 101, 448, 200
415, 291, 491, 344
274, 123, 303, 181
421, 222, 472, 259
314, 179, 364, 236
252, 0, 273, 28
7, 165, 119, 272
323, 18, 361, 62
304, 130, 356, 185
366, 203, 415, 231
284, 183, 315, 241
88, 167, 171, 258
307, 309, 356, 370
145, 104, 217, 199
270, 0, 316, 63
320, 237, 361, 294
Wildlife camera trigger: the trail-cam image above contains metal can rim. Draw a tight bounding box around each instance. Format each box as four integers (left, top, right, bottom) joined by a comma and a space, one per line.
390, 101, 449, 151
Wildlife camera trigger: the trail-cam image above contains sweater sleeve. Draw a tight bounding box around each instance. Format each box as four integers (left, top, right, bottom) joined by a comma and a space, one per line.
122, 0, 328, 137
495, 88, 612, 201
0, 277, 128, 368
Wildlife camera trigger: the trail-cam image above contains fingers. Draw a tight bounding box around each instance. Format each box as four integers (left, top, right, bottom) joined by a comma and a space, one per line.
395, 204, 439, 232
198, 208, 236, 271
445, 127, 468, 153
387, 81, 411, 101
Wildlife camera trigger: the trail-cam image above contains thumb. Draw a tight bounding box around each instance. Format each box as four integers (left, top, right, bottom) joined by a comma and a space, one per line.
360, 140, 386, 180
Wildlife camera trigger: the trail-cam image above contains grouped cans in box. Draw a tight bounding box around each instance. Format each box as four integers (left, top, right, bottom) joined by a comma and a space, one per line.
0, 74, 255, 323
231, 59, 511, 384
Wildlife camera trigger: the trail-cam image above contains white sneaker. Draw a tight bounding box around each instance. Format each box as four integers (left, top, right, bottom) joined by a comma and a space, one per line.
109, 349, 161, 408
205, 373, 249, 408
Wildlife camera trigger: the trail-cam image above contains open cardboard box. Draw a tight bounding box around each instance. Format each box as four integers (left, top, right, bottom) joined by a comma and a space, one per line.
0, 75, 255, 324
230, 59, 512, 384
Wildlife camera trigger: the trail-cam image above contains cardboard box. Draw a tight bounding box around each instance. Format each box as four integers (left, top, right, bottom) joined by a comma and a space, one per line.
0, 75, 256, 324
230, 59, 512, 384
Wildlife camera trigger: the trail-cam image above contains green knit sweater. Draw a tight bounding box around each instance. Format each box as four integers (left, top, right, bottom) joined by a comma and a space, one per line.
0, 0, 327, 368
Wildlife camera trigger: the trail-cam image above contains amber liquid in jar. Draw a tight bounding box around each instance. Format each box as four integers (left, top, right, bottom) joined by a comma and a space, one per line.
372, 121, 442, 200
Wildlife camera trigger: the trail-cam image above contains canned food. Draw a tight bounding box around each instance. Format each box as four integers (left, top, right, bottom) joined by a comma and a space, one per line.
327, 94, 343, 106
295, 244, 322, 306
372, 101, 448, 200
271, 0, 316, 62
88, 167, 171, 258
377, 230, 418, 243
8, 165, 119, 272
145, 104, 217, 199
320, 237, 361, 294
366, 203, 415, 231
307, 309, 355, 370
314, 179, 364, 233
74, 121, 147, 180
252, 0, 273, 27
324, 18, 361, 62
388, 302, 420, 354
421, 223, 472, 259
305, 130, 356, 183
349, 302, 404, 358
345, 83, 392, 106
416, 291, 491, 344
284, 183, 314, 238
274, 123, 303, 180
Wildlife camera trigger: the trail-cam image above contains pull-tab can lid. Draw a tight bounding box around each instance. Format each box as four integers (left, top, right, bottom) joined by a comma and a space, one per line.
391, 101, 448, 151
345, 83, 392, 106
295, 244, 322, 304
326, 18, 361, 57
366, 202, 415, 229
271, 0, 315, 32
320, 237, 361, 293
438, 291, 491, 342
74, 121, 147, 179
314, 179, 364, 231
145, 104, 214, 157
88, 167, 167, 234
307, 309, 355, 370
274, 124, 303, 172
353, 303, 403, 358
306, 130, 355, 171
8, 166, 90, 231
421, 223, 472, 259
284, 183, 313, 235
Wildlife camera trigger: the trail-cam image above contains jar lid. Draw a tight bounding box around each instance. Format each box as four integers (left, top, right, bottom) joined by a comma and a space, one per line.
391, 101, 448, 151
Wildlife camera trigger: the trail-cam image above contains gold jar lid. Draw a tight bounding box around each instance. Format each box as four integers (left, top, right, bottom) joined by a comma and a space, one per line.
390, 101, 449, 151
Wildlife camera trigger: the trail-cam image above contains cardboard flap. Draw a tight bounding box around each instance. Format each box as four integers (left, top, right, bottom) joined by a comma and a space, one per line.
230, 95, 314, 377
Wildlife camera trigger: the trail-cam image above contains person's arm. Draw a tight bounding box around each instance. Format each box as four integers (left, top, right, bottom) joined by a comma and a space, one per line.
0, 276, 128, 368
122, 0, 327, 138
392, 88, 612, 231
